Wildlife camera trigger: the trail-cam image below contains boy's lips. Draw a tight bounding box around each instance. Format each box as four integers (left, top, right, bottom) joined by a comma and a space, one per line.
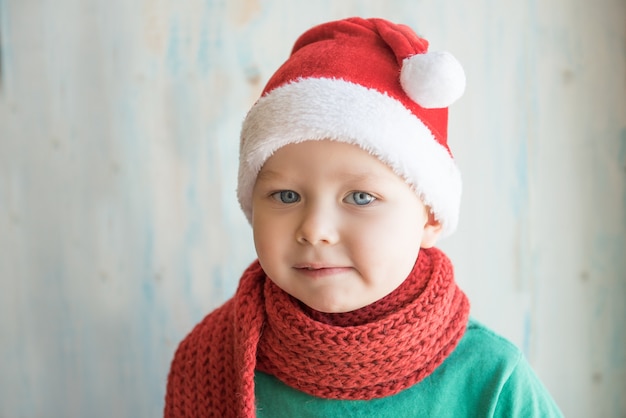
292, 263, 352, 278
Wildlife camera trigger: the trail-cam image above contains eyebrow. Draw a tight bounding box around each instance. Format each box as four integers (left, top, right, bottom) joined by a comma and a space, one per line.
257, 168, 384, 186
255, 169, 287, 183
339, 171, 382, 183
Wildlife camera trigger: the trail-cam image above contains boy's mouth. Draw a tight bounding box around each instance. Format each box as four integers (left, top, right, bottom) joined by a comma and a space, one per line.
293, 264, 352, 277
293, 263, 339, 270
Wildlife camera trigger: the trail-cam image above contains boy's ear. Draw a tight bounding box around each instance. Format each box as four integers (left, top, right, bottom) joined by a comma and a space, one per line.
420, 211, 444, 248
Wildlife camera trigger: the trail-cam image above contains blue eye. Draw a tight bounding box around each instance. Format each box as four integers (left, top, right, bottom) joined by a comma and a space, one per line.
273, 190, 300, 204
346, 191, 375, 206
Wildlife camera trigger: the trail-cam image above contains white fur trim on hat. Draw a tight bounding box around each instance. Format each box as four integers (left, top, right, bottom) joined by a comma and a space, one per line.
238, 77, 462, 237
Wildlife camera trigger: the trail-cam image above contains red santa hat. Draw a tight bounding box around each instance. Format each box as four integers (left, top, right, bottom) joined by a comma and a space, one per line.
237, 17, 465, 236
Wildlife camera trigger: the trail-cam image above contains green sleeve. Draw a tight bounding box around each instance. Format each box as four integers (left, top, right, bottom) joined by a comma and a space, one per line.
494, 354, 563, 417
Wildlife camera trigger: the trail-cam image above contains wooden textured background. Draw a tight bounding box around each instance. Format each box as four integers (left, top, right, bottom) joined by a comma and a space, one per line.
0, 0, 624, 417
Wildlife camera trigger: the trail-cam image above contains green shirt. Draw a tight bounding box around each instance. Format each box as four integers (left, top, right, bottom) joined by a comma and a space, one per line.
255, 319, 562, 417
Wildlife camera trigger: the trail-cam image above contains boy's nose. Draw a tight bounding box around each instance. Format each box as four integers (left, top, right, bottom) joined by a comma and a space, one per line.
295, 204, 340, 246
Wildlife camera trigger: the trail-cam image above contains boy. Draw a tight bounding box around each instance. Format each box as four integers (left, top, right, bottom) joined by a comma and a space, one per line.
165, 17, 563, 417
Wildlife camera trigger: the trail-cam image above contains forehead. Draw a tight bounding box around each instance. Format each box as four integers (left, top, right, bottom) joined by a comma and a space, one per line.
256, 140, 410, 190
260, 140, 384, 170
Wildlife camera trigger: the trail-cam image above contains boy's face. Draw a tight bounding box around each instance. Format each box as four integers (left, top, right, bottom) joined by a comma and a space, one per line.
251, 140, 442, 313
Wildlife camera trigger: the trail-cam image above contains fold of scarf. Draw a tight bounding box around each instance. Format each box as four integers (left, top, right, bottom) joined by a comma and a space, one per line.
256, 246, 470, 400
164, 247, 469, 417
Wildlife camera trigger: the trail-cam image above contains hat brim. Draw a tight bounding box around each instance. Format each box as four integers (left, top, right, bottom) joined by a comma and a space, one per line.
238, 77, 462, 237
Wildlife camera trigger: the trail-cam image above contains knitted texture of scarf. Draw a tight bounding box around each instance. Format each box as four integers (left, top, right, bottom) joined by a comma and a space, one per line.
164, 247, 470, 417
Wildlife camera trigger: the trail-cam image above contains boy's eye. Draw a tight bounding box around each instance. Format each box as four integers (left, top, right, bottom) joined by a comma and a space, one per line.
272, 190, 300, 204
345, 191, 376, 206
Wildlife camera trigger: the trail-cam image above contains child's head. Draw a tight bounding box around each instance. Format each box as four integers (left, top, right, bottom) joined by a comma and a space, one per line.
237, 17, 465, 312
251, 139, 442, 313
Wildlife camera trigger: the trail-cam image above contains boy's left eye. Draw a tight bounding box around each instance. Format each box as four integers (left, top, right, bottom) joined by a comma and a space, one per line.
345, 191, 376, 206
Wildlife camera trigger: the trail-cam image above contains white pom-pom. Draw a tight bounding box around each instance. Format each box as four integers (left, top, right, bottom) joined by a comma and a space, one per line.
400, 50, 466, 109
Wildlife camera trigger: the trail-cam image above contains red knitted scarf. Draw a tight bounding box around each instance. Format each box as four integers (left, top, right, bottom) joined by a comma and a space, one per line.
165, 247, 470, 417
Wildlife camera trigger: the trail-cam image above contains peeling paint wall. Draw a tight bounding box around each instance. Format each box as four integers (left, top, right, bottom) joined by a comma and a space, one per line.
0, 1, 624, 417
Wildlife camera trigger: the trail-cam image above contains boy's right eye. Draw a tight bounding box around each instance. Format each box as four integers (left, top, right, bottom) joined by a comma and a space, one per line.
271, 190, 300, 204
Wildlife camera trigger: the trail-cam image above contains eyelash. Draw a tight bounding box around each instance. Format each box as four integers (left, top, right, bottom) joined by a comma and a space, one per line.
345, 191, 376, 206
271, 190, 300, 204
270, 190, 376, 206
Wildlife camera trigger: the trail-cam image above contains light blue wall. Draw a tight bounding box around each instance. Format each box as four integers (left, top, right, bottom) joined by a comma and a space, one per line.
0, 0, 624, 417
